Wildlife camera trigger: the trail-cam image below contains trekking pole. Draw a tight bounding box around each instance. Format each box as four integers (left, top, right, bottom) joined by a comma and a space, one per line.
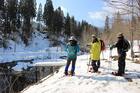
87, 54, 90, 73
101, 51, 105, 60
108, 49, 112, 74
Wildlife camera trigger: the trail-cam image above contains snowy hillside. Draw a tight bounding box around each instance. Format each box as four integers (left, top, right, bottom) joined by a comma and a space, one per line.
0, 27, 67, 71
22, 49, 140, 93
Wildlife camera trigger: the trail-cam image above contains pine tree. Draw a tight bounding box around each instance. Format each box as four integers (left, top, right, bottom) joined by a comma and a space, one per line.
16, 8, 21, 29
52, 7, 64, 36
6, 0, 19, 36
36, 3, 43, 21
36, 3, 43, 31
70, 16, 77, 36
0, 0, 4, 46
64, 13, 71, 38
19, 0, 36, 45
20, 0, 36, 19
0, 0, 4, 11
43, 0, 54, 32
104, 16, 110, 32
0, 0, 4, 29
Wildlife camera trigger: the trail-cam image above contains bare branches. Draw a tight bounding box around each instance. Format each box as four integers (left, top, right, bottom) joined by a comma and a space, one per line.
103, 0, 140, 16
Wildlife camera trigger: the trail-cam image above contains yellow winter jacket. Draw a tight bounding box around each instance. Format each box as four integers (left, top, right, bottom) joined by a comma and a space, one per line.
90, 40, 101, 60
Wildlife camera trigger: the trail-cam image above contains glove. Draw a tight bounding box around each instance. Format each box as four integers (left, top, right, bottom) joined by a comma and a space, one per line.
110, 45, 115, 50
110, 46, 113, 50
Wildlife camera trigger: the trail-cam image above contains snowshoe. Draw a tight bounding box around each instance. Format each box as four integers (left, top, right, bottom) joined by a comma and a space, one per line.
112, 72, 124, 76
64, 71, 68, 76
64, 71, 75, 76
111, 72, 132, 82
88, 66, 93, 72
68, 71, 75, 76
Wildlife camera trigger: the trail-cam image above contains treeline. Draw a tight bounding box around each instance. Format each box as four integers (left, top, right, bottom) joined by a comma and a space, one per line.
102, 12, 140, 45
0, 0, 98, 48
0, 0, 36, 47
102, 0, 140, 45
40, 0, 97, 43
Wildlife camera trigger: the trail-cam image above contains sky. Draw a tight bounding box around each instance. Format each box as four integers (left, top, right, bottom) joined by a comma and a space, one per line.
36, 0, 113, 27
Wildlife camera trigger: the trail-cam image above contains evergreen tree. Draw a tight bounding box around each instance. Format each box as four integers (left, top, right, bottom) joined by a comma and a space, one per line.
0, 0, 4, 30
43, 0, 54, 32
101, 16, 110, 44
36, 3, 43, 31
6, 0, 18, 35
19, 0, 36, 45
20, 0, 36, 19
64, 13, 71, 38
104, 16, 110, 32
70, 16, 77, 36
36, 3, 43, 21
7, 0, 18, 21
16, 7, 21, 29
0, 0, 4, 11
52, 7, 64, 36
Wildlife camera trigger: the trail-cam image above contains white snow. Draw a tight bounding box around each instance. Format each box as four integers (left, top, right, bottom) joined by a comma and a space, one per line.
33, 59, 66, 66
0, 29, 67, 71
22, 48, 140, 93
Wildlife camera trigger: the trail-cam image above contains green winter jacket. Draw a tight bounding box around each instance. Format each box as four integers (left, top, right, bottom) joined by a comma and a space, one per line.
65, 43, 80, 59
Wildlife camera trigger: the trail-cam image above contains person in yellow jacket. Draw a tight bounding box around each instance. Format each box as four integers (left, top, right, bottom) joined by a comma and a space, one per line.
90, 35, 101, 72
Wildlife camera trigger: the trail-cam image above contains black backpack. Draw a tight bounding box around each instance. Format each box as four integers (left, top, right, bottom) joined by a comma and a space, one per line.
123, 39, 130, 52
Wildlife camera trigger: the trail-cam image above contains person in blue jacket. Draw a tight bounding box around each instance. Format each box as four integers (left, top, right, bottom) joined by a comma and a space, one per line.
64, 36, 80, 76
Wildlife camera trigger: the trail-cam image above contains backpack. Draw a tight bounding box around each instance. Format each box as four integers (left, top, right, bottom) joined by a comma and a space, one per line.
100, 40, 105, 51
123, 39, 130, 52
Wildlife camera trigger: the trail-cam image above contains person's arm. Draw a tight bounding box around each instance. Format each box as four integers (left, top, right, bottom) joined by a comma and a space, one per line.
65, 44, 68, 52
110, 42, 117, 50
76, 44, 80, 52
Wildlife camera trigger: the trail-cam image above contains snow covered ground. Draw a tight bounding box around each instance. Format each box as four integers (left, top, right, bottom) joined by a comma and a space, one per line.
22, 49, 140, 93
0, 30, 67, 71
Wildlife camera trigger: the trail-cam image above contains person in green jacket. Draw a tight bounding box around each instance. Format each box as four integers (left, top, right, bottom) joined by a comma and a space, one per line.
64, 36, 80, 76
90, 35, 101, 72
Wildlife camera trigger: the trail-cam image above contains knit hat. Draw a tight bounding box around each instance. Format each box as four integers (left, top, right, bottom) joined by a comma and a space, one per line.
92, 34, 97, 38
69, 36, 77, 41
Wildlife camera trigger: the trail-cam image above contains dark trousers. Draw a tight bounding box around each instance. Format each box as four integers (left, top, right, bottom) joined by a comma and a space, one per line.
65, 58, 76, 74
91, 60, 100, 72
118, 53, 126, 74
97, 60, 100, 68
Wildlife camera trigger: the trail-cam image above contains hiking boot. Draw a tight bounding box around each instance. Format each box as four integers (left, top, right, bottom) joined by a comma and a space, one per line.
70, 71, 75, 76
112, 72, 123, 76
64, 71, 68, 76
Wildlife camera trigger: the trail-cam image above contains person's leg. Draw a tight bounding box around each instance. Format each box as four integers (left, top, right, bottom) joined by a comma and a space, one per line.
119, 54, 126, 74
91, 60, 98, 72
71, 58, 76, 75
65, 58, 71, 75
97, 60, 100, 68
118, 54, 126, 75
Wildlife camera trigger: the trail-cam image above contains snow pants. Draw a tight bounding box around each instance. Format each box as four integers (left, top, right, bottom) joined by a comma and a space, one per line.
91, 60, 100, 72
118, 53, 126, 74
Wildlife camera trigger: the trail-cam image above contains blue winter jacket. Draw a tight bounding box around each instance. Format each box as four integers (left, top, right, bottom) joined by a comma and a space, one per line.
65, 43, 80, 59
